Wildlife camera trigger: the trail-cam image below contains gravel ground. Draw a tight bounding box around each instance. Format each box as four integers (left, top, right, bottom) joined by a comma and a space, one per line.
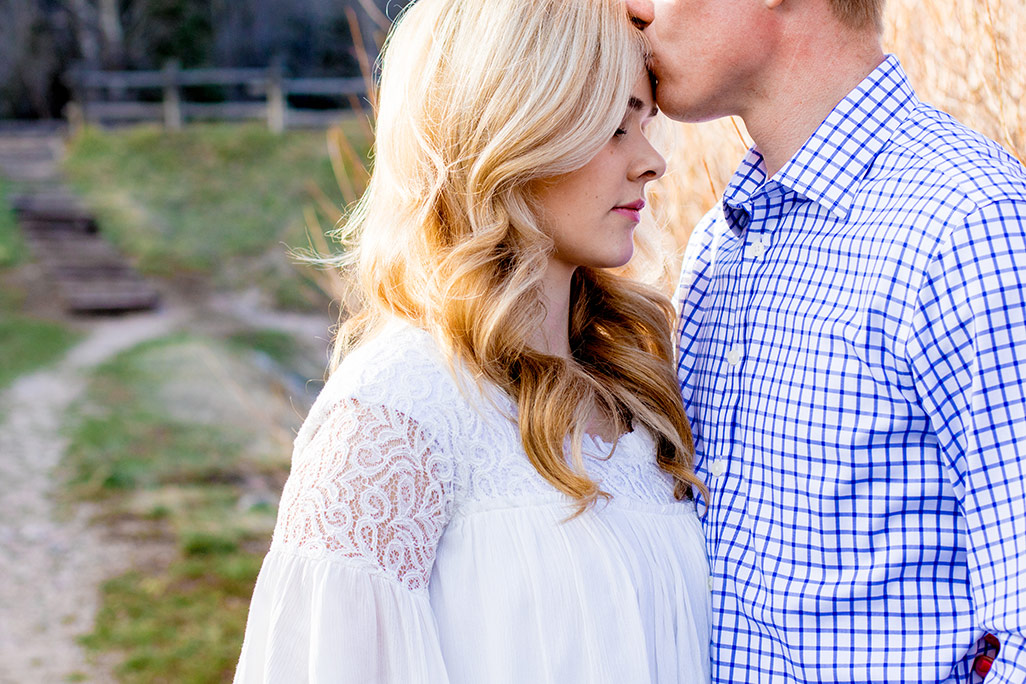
0, 310, 181, 683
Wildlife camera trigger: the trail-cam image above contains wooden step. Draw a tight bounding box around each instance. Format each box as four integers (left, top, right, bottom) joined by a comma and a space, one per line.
58, 281, 161, 313
12, 193, 95, 224
26, 234, 122, 260
14, 191, 160, 314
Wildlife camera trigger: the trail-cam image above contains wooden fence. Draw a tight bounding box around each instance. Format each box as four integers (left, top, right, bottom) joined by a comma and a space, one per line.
67, 60, 368, 132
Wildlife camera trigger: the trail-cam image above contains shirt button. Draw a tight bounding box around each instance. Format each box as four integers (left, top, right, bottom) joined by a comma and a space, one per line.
707, 576, 715, 591
745, 241, 766, 260
726, 346, 743, 367
710, 460, 727, 478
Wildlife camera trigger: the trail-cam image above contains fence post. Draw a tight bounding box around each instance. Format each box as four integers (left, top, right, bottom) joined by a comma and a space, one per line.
63, 64, 87, 130
162, 59, 183, 130
266, 58, 286, 133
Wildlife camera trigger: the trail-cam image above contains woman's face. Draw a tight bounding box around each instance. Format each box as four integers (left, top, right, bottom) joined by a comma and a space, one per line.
533, 73, 666, 275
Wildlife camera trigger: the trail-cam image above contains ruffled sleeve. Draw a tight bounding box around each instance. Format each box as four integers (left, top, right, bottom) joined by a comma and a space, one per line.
234, 396, 455, 683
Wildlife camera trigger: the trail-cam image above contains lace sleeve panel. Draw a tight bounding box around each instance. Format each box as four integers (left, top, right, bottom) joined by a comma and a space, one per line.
274, 397, 456, 593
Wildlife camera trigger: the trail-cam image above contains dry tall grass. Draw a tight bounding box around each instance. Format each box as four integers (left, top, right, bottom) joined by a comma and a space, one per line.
305, 0, 1026, 302
648, 0, 1026, 275
889, 0, 1025, 164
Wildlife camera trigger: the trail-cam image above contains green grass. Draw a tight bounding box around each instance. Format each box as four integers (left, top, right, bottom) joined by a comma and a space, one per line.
0, 314, 80, 390
227, 327, 328, 391
62, 121, 368, 306
82, 553, 262, 684
65, 333, 291, 682
66, 335, 245, 495
0, 184, 79, 399
227, 328, 301, 368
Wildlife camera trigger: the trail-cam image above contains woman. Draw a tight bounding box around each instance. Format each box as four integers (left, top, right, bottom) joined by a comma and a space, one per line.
234, 0, 710, 681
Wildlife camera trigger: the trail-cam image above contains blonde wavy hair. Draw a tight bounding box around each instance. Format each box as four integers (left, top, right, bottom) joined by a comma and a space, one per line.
328, 0, 704, 508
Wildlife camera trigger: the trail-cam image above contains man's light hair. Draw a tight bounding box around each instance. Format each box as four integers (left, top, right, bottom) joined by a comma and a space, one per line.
829, 0, 886, 32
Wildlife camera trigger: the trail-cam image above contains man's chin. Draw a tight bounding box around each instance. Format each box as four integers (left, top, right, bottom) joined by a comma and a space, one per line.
652, 94, 696, 123
654, 88, 730, 124
652, 82, 690, 121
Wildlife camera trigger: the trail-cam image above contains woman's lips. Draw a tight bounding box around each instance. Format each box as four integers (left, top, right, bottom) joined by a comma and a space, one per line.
612, 199, 645, 221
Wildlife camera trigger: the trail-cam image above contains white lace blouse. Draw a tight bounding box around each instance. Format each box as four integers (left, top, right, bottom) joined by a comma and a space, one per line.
234, 321, 711, 683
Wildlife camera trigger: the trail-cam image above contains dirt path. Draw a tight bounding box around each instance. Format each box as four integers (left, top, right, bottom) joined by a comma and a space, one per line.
0, 308, 183, 683
0, 124, 331, 682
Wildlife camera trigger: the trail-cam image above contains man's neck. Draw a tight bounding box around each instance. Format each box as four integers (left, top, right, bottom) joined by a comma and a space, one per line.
741, 31, 885, 178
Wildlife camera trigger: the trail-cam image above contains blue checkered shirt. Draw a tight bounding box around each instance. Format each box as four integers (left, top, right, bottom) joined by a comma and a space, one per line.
676, 55, 1026, 683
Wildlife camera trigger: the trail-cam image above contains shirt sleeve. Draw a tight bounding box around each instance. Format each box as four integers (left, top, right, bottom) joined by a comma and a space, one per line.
907, 197, 1026, 681
234, 397, 455, 683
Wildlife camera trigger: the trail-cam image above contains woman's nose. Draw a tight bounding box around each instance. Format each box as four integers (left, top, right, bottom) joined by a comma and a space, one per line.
634, 140, 666, 182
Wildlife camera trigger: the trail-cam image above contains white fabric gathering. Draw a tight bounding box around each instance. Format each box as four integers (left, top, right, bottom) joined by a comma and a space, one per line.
234, 321, 711, 683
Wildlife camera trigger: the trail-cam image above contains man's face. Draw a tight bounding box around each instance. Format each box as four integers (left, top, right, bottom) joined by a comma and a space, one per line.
625, 0, 776, 122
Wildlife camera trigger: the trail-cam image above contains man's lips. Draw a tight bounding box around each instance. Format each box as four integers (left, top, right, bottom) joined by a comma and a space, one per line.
646, 56, 662, 81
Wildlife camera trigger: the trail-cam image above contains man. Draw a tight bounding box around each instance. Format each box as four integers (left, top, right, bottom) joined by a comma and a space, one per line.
625, 0, 1026, 681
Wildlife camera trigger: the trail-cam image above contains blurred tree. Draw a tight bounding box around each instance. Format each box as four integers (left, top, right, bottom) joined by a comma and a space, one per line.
0, 0, 76, 118
0, 0, 395, 120
126, 0, 213, 68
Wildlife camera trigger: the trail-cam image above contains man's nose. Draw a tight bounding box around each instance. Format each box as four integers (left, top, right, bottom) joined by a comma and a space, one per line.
625, 0, 654, 30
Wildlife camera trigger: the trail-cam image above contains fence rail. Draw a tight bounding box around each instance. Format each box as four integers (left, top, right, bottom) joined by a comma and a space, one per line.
68, 60, 368, 132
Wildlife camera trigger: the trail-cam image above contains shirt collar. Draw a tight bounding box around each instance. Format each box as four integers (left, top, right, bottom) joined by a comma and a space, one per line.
723, 55, 918, 223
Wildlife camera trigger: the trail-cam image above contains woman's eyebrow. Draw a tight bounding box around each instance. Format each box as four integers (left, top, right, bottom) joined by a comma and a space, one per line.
627, 96, 659, 118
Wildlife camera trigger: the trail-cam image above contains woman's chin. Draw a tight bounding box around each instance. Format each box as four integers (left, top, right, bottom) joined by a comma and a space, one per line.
591, 250, 635, 271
